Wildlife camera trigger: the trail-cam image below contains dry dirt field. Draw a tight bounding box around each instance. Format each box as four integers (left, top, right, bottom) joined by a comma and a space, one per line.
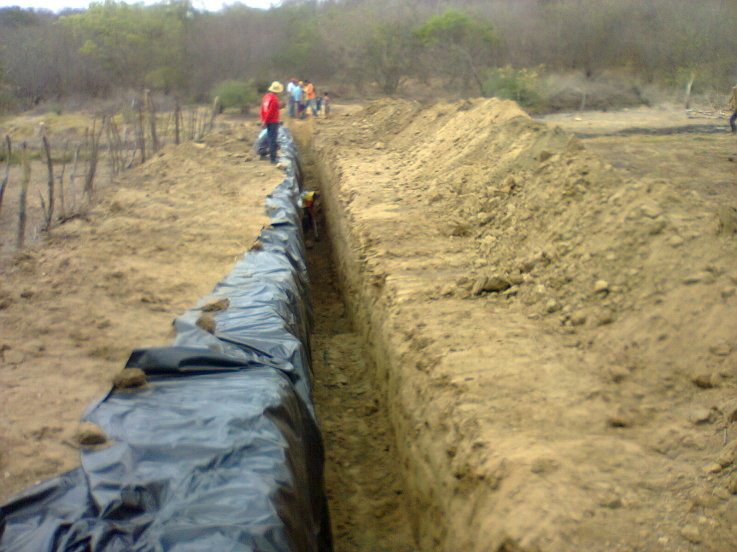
1, 99, 737, 552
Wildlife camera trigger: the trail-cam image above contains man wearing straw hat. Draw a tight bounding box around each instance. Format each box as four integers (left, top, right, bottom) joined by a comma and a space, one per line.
261, 81, 283, 164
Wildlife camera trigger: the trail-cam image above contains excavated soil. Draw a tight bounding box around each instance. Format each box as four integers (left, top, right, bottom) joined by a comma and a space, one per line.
301, 98, 737, 552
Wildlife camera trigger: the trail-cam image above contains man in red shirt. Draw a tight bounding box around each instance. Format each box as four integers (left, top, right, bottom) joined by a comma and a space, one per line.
261, 81, 283, 163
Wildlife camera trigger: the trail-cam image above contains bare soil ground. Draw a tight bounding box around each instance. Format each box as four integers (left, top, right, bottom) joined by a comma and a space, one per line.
305, 100, 737, 551
0, 116, 279, 499
1, 100, 736, 552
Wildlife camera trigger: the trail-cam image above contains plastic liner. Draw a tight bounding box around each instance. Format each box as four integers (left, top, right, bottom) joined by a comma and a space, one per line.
0, 126, 332, 552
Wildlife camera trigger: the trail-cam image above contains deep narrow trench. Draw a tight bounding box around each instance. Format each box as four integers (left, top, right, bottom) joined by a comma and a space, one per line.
302, 157, 417, 552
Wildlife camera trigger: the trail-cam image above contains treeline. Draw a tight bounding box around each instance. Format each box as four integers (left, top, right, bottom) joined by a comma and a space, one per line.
1, 0, 735, 110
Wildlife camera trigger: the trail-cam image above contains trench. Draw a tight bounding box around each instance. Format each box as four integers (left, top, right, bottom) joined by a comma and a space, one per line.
301, 153, 418, 552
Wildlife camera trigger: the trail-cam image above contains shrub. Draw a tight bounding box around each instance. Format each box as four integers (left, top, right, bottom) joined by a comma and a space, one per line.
482, 66, 543, 109
211, 80, 258, 114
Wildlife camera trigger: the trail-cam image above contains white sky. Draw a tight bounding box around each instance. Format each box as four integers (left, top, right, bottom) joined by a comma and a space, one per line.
0, 0, 280, 13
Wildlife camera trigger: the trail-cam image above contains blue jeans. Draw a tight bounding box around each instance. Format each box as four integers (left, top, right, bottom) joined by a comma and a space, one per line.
730, 111, 737, 133
266, 122, 279, 163
288, 98, 296, 118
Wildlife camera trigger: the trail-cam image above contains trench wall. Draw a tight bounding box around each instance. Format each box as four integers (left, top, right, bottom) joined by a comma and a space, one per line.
311, 151, 455, 550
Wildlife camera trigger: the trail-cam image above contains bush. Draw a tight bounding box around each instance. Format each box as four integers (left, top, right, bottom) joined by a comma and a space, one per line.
211, 80, 258, 114
482, 66, 542, 109
0, 87, 20, 115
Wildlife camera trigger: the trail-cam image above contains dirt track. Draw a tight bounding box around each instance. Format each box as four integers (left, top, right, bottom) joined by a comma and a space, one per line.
2, 101, 737, 551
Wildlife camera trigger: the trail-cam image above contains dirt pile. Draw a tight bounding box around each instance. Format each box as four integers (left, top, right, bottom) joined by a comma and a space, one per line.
0, 121, 279, 501
309, 98, 737, 551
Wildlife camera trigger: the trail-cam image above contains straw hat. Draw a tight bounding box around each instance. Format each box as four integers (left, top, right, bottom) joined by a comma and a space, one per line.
268, 81, 284, 93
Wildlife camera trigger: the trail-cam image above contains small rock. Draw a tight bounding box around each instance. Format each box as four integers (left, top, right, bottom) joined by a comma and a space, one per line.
607, 406, 638, 427
196, 314, 216, 334
680, 524, 701, 544
721, 287, 736, 299
112, 368, 147, 389
4, 349, 25, 364
75, 422, 107, 447
607, 365, 630, 383
595, 310, 615, 326
538, 150, 552, 162
508, 273, 524, 286
668, 235, 685, 247
545, 299, 561, 313
570, 311, 587, 326
717, 205, 737, 234
684, 272, 714, 285
709, 343, 732, 357
640, 202, 663, 218
201, 297, 230, 313
727, 473, 737, 494
593, 280, 610, 294
691, 372, 718, 389
689, 407, 716, 425
472, 275, 511, 295
530, 457, 560, 474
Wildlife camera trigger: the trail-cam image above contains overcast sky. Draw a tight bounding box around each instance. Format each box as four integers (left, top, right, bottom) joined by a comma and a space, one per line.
0, 0, 280, 12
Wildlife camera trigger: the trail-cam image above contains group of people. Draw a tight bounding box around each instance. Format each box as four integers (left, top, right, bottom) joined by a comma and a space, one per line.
259, 79, 332, 164
286, 78, 330, 119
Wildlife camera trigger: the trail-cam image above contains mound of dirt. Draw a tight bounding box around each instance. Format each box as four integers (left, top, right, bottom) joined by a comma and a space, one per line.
308, 98, 737, 551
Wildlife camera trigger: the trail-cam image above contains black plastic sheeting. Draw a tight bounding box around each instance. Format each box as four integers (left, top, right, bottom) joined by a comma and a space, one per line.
0, 127, 332, 552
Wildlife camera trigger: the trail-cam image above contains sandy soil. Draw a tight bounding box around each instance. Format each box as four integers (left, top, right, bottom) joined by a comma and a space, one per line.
306, 99, 737, 551
0, 117, 279, 500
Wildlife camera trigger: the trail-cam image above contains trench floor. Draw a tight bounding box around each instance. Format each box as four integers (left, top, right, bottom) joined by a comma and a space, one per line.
305, 188, 417, 552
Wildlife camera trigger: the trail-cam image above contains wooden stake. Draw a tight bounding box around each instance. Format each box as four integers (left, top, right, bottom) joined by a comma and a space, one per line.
42, 135, 55, 230
0, 135, 11, 216
17, 143, 29, 249
136, 97, 146, 163
145, 90, 159, 154
70, 145, 80, 211
85, 119, 104, 196
175, 98, 181, 145
58, 140, 68, 218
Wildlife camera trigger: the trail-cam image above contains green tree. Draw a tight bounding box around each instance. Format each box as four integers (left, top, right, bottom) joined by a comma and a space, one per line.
212, 79, 258, 113
413, 9, 498, 94
59, 1, 190, 91
360, 21, 418, 94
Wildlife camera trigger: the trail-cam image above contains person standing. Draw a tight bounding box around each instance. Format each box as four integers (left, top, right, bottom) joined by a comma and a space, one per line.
729, 83, 737, 134
286, 78, 298, 118
304, 80, 317, 116
261, 81, 283, 164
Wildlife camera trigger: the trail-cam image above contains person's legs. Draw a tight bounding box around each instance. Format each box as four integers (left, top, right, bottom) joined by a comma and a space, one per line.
288, 98, 296, 118
266, 122, 279, 163
730, 110, 737, 133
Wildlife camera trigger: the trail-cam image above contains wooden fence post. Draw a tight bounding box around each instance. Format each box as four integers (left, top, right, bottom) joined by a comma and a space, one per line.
0, 135, 11, 216
16, 143, 29, 249
145, 89, 160, 153
175, 98, 181, 145
42, 135, 55, 230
